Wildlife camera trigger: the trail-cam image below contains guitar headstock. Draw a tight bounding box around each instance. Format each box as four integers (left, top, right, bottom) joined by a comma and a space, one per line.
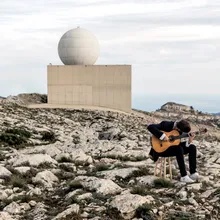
193, 128, 207, 135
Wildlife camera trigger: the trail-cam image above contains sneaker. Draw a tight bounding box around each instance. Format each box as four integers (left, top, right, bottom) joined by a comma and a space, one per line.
180, 175, 195, 183
190, 172, 199, 181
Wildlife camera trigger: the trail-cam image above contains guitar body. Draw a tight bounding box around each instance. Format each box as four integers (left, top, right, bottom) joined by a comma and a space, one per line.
151, 130, 181, 153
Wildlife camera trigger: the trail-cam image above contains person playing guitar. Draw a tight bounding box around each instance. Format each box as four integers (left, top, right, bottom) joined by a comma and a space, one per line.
147, 119, 200, 183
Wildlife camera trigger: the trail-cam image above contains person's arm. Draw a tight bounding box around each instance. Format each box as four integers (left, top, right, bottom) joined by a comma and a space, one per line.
147, 121, 168, 140
185, 133, 195, 147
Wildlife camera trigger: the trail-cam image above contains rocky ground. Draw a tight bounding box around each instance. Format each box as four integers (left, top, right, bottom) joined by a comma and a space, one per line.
0, 94, 219, 220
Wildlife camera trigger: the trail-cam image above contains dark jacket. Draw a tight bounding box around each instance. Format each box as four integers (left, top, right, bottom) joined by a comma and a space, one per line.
147, 121, 175, 162
147, 121, 175, 139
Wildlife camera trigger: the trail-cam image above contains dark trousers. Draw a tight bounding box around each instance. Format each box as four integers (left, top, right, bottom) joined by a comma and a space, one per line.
158, 143, 197, 177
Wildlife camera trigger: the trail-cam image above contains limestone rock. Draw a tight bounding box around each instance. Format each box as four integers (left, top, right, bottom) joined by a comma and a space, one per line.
136, 175, 155, 187
97, 168, 139, 180
199, 189, 216, 198
3, 202, 21, 215
187, 183, 202, 191
70, 149, 93, 164
32, 170, 59, 188
0, 212, 15, 220
14, 166, 31, 174
177, 191, 187, 199
0, 166, 12, 178
27, 187, 42, 196
0, 190, 8, 200
75, 176, 122, 195
109, 193, 152, 219
52, 204, 80, 220
55, 153, 71, 162
9, 154, 58, 167
77, 192, 93, 201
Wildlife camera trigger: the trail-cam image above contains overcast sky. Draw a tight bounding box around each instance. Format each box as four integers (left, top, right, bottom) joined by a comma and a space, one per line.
0, 0, 219, 111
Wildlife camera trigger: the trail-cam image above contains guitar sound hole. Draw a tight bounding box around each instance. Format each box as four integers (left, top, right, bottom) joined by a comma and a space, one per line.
169, 136, 175, 142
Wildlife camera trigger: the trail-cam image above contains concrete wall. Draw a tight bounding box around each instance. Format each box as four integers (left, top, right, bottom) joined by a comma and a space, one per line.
47, 65, 132, 112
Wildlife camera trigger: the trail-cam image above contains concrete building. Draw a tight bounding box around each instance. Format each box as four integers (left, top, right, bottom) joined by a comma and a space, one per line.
48, 65, 131, 112
34, 27, 132, 112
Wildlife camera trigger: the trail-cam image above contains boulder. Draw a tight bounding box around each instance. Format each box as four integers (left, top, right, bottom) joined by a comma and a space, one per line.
109, 193, 153, 219
0, 212, 15, 220
52, 204, 80, 220
75, 176, 122, 195
0, 166, 12, 179
32, 170, 59, 188
9, 154, 57, 167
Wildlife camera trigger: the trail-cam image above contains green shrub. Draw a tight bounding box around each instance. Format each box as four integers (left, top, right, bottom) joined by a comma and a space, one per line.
5, 128, 31, 138
135, 204, 153, 220
41, 131, 56, 142
67, 180, 83, 192
213, 188, 220, 196
59, 164, 75, 172
0, 127, 31, 146
154, 178, 174, 188
130, 185, 149, 196
95, 163, 110, 172
0, 133, 27, 145
57, 156, 72, 163
135, 155, 148, 161
11, 175, 26, 188
130, 167, 150, 177
72, 134, 80, 144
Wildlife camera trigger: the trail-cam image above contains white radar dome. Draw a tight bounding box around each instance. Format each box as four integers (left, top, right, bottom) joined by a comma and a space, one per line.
58, 27, 100, 65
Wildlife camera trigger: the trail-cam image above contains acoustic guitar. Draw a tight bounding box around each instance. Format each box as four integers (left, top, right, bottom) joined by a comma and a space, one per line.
151, 128, 207, 153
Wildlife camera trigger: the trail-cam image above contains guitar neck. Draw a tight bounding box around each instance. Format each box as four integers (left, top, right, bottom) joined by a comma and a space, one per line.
172, 133, 189, 140
171, 130, 199, 141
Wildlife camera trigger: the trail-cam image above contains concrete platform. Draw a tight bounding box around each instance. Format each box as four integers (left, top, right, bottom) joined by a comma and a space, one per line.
28, 104, 131, 114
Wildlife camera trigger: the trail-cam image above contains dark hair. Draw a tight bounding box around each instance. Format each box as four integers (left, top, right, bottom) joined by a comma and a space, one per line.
177, 120, 191, 133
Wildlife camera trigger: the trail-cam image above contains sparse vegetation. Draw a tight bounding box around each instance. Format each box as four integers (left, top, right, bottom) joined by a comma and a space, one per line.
41, 131, 56, 143
130, 185, 150, 196
62, 213, 83, 220
72, 134, 81, 144
59, 163, 75, 172
105, 207, 124, 220
57, 156, 72, 163
94, 163, 110, 172
67, 180, 83, 192
135, 204, 153, 220
136, 155, 148, 161
130, 167, 150, 177
0, 194, 32, 210
56, 171, 75, 180
0, 127, 31, 146
154, 178, 174, 188
104, 154, 147, 162
38, 162, 55, 169
10, 175, 27, 188
166, 211, 195, 220
213, 188, 220, 196
3, 173, 29, 189
5, 128, 31, 138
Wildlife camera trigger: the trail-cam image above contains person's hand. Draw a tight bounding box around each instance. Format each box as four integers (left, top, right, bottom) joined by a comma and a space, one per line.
189, 133, 195, 143
163, 135, 169, 141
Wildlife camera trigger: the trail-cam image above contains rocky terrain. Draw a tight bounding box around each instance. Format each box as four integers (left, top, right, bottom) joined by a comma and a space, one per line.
0, 94, 219, 220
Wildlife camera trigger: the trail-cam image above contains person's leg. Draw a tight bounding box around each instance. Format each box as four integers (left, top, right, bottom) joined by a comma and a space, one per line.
181, 143, 197, 174
159, 145, 187, 177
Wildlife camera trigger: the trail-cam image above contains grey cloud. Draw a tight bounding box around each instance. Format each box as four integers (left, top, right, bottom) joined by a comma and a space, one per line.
0, 0, 220, 103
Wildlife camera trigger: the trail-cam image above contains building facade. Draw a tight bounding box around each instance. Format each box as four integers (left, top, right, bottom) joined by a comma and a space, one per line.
47, 65, 132, 112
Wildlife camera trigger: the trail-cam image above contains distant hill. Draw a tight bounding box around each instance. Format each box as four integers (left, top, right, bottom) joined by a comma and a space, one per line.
212, 112, 220, 116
